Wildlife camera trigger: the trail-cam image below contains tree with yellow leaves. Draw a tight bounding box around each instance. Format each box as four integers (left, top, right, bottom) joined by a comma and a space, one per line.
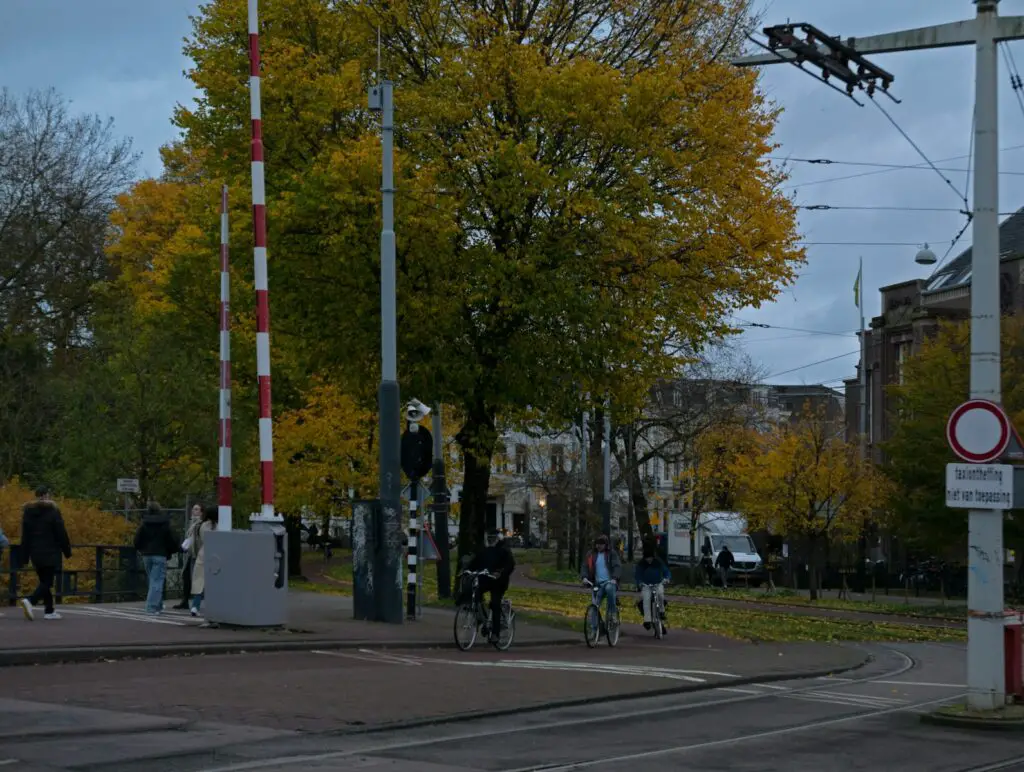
274, 380, 377, 523
169, 0, 802, 555
729, 406, 891, 599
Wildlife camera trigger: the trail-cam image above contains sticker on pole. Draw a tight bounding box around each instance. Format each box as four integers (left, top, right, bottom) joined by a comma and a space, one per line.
946, 399, 1012, 464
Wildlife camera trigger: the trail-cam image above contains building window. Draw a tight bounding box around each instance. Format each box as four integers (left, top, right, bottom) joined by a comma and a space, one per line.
895, 341, 910, 385
550, 444, 564, 473
515, 444, 527, 475
653, 458, 661, 483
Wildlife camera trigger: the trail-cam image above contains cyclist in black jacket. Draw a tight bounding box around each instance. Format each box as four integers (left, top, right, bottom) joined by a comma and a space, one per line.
469, 530, 516, 642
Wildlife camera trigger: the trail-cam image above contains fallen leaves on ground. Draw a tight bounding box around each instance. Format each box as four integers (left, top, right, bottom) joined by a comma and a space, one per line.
306, 557, 964, 643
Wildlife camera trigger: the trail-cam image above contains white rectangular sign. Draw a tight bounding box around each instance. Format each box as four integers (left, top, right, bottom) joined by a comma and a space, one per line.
945, 464, 1014, 509
116, 478, 140, 494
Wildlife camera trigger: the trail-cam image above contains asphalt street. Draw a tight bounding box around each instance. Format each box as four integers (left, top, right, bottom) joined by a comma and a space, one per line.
0, 640, 1020, 771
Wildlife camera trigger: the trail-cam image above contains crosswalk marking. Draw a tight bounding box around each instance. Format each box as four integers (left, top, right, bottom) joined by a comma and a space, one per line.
62, 605, 200, 627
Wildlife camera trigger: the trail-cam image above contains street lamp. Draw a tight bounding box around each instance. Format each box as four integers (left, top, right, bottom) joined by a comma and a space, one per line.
915, 243, 937, 266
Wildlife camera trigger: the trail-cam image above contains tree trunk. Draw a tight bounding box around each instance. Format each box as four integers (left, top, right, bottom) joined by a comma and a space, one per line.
630, 464, 652, 541
455, 405, 497, 563
807, 532, 820, 601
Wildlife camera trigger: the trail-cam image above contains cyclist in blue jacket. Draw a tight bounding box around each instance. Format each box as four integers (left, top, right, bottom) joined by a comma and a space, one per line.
634, 543, 670, 630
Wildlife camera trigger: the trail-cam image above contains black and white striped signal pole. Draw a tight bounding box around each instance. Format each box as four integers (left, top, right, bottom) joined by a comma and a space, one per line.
407, 478, 419, 620
400, 399, 434, 621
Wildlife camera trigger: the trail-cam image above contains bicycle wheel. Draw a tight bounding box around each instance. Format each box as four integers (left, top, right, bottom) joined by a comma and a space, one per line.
606, 611, 620, 647
495, 602, 516, 651
584, 604, 601, 648
454, 606, 478, 651
653, 604, 662, 640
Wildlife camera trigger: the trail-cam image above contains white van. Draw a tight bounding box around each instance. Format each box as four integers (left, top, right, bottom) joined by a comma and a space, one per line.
666, 511, 766, 587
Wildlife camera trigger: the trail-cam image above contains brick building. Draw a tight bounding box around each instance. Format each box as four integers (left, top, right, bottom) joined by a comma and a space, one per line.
845, 208, 1024, 458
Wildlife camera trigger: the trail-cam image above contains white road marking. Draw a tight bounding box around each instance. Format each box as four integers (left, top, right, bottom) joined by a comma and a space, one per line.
817, 676, 854, 682
753, 683, 789, 690
715, 687, 763, 695
311, 650, 401, 665
786, 692, 907, 710
0, 760, 17, 767
356, 648, 422, 666
872, 680, 967, 688
64, 607, 188, 627
805, 690, 906, 705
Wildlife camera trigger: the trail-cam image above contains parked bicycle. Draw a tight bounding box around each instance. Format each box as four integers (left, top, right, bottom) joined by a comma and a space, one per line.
637, 580, 669, 639
582, 578, 620, 648
453, 569, 516, 651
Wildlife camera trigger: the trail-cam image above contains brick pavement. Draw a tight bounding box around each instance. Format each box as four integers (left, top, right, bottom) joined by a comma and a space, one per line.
0, 639, 870, 732
0, 592, 577, 665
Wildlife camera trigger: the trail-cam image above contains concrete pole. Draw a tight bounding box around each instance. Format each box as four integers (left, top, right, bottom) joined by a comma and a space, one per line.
967, 0, 1005, 711
369, 80, 403, 623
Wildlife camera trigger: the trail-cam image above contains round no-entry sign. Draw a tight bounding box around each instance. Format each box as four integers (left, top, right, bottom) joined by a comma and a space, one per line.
946, 399, 1012, 464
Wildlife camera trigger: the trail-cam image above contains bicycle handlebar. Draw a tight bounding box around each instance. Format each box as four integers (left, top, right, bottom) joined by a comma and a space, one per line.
582, 578, 615, 588
459, 569, 498, 579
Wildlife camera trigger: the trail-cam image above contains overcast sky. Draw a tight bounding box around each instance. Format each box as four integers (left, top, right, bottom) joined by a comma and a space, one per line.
3, 0, 1020, 390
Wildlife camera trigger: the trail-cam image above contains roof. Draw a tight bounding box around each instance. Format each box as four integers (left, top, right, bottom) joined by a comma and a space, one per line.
923, 206, 1024, 294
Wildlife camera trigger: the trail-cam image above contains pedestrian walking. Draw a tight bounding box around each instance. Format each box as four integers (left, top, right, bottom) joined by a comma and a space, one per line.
133, 502, 180, 615
715, 543, 735, 588
174, 504, 203, 609
20, 485, 72, 621
189, 506, 217, 617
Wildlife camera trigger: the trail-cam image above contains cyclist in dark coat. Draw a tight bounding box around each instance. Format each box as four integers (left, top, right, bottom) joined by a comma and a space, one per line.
469, 530, 516, 642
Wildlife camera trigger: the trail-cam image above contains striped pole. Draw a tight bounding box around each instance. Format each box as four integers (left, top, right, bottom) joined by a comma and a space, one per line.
407, 480, 418, 620
248, 0, 275, 519
218, 185, 233, 531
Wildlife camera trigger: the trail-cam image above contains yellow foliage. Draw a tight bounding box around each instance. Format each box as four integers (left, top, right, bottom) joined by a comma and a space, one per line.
729, 407, 891, 544
274, 381, 377, 517
0, 479, 135, 571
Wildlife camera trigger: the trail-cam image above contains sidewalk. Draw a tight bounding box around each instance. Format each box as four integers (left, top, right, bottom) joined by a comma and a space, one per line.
0, 592, 577, 666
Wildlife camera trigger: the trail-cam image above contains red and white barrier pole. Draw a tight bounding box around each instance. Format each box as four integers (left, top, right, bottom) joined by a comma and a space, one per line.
248, 0, 275, 520
217, 184, 233, 531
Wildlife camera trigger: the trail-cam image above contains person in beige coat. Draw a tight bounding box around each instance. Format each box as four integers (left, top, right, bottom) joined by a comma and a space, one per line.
188, 506, 217, 617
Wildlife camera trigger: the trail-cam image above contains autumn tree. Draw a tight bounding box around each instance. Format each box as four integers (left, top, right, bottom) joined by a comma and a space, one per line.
730, 405, 891, 599
174, 0, 801, 556
885, 316, 1024, 565
612, 345, 764, 540
0, 89, 136, 484
274, 380, 377, 523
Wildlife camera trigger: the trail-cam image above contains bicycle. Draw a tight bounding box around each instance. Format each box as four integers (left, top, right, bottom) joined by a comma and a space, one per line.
453, 569, 516, 651
637, 580, 669, 639
582, 578, 620, 648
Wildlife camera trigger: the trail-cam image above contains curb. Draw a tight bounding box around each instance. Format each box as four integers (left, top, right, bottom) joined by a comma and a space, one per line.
0, 636, 581, 668
324, 650, 874, 736
920, 710, 1024, 732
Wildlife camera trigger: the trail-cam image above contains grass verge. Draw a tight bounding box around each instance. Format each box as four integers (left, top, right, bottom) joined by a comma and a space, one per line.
302, 558, 965, 644
529, 565, 964, 621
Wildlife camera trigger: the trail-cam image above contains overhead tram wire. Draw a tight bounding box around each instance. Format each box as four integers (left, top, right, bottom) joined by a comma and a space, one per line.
773, 143, 1024, 189
765, 350, 860, 380
731, 319, 855, 338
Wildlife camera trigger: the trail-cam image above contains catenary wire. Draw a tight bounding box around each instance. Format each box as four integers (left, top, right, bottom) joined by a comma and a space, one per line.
765, 350, 860, 380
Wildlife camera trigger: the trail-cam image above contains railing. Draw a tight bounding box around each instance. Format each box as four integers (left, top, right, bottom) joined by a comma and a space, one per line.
3, 544, 187, 606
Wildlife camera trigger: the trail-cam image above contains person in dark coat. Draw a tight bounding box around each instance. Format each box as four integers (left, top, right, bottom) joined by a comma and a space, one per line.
133, 502, 180, 615
468, 530, 516, 643
20, 485, 72, 621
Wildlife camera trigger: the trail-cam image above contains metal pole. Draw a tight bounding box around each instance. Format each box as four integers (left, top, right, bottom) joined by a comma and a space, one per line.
369, 79, 403, 623
407, 478, 418, 620
967, 0, 1005, 711
248, 0, 276, 522
218, 185, 233, 532
626, 422, 634, 562
431, 404, 451, 598
858, 256, 867, 460
602, 405, 612, 536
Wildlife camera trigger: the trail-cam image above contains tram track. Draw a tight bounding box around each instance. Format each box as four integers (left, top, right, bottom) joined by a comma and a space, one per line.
192, 645, 928, 772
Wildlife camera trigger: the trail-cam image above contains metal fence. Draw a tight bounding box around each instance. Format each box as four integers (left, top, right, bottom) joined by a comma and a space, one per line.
2, 544, 188, 606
